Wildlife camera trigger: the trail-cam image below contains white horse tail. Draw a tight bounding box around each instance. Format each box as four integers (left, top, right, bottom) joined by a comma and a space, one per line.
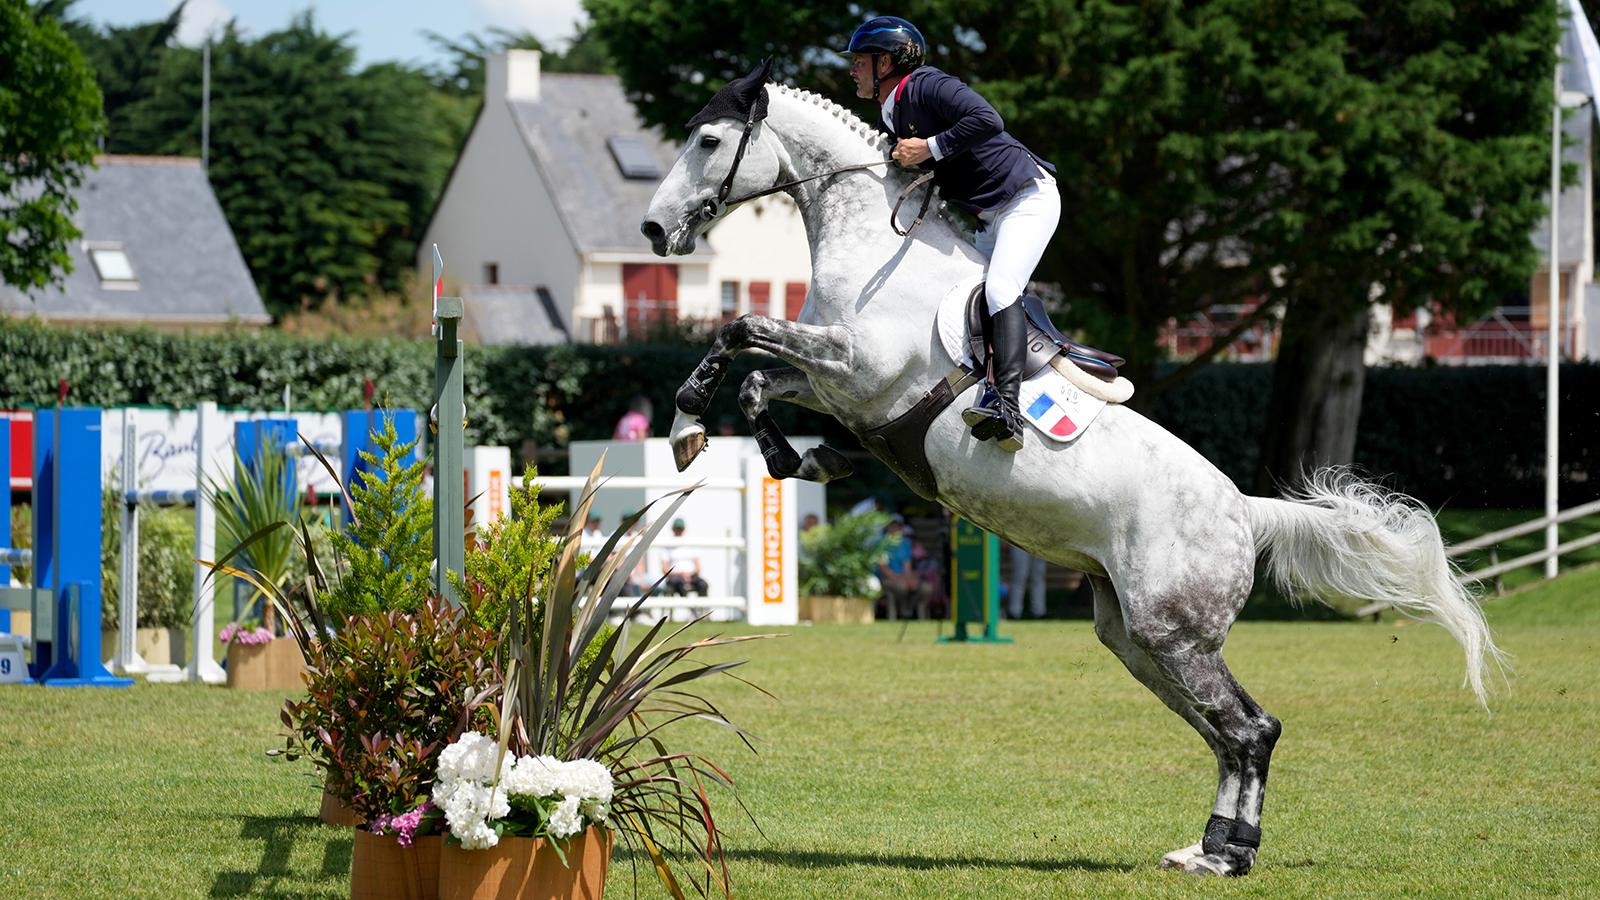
1244, 468, 1505, 706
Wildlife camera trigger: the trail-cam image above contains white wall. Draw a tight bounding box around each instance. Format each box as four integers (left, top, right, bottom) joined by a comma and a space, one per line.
419, 53, 579, 318
705, 196, 813, 318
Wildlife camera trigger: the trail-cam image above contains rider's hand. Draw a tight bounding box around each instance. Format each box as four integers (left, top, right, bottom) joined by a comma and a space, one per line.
892, 137, 932, 167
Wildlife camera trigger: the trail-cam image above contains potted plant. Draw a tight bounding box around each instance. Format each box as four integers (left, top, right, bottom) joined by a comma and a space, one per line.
798, 510, 897, 623
206, 431, 308, 689
433, 456, 774, 900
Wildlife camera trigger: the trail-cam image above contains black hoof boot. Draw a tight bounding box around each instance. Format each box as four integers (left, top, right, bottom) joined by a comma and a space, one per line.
676, 354, 731, 416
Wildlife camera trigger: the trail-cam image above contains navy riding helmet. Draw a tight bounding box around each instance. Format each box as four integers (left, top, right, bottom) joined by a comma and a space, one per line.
845, 15, 927, 76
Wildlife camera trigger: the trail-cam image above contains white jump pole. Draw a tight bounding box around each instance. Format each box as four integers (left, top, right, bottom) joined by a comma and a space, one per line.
108, 421, 179, 676
150, 401, 226, 684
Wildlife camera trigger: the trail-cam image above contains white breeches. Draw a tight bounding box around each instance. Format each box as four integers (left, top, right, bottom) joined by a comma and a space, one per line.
974, 177, 1061, 315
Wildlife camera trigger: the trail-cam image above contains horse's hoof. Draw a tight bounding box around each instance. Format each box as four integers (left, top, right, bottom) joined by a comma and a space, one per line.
1159, 842, 1204, 870
796, 445, 853, 483
1180, 853, 1234, 877
670, 412, 707, 471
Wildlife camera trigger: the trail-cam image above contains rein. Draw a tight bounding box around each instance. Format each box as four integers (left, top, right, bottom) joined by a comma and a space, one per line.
696, 113, 937, 238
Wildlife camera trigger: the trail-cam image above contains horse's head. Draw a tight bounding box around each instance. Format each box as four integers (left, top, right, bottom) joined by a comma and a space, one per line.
642, 59, 784, 256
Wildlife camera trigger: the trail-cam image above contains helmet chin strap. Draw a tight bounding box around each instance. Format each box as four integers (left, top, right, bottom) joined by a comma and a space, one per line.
870, 51, 885, 101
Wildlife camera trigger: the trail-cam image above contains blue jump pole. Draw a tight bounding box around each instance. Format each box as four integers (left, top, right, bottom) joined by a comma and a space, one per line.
36, 408, 132, 687
340, 409, 420, 526
1, 421, 11, 635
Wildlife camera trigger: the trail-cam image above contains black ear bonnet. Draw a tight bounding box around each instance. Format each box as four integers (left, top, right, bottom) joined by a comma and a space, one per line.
685, 57, 773, 130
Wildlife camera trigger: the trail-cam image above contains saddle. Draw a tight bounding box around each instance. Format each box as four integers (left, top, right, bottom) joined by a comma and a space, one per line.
855, 285, 1129, 501
964, 286, 1125, 384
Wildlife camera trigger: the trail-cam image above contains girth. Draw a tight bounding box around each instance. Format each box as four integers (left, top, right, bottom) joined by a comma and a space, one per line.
855, 368, 983, 501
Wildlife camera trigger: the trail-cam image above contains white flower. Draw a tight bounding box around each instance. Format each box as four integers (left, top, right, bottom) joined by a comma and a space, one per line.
557, 758, 614, 804
548, 795, 584, 839
581, 800, 609, 824
504, 754, 563, 799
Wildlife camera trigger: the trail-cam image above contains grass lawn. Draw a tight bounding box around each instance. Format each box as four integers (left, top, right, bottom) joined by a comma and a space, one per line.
4, 573, 1598, 900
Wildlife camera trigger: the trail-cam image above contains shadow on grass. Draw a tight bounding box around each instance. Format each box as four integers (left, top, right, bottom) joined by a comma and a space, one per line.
618, 847, 1135, 874
209, 815, 350, 898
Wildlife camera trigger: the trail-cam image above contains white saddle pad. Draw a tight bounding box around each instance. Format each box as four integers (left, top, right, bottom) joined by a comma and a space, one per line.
934, 278, 1131, 443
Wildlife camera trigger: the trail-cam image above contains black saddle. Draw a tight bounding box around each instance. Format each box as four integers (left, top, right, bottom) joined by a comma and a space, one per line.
964, 285, 1125, 383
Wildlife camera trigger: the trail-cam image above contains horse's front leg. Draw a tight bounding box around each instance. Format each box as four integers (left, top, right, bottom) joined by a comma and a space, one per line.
738, 366, 853, 483
671, 315, 853, 470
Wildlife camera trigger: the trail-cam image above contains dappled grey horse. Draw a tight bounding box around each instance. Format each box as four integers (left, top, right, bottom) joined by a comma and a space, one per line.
640, 62, 1500, 877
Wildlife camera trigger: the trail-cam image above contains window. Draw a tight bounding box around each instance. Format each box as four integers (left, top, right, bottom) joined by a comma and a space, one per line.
87, 243, 137, 288
607, 136, 663, 180
720, 281, 739, 321
484, 262, 499, 285
783, 282, 807, 320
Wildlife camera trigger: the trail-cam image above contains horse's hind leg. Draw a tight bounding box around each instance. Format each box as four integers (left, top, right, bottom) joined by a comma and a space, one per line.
1089, 577, 1242, 870
737, 367, 852, 482
1121, 594, 1282, 877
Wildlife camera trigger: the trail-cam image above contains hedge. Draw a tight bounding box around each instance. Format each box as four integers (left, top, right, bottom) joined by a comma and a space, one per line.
4, 317, 1597, 509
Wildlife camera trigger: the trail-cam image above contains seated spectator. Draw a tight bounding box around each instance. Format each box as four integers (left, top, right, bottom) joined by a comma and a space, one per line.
658, 517, 709, 596
876, 516, 933, 619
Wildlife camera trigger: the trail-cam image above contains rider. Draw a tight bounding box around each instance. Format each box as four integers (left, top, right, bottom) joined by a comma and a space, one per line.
845, 15, 1060, 452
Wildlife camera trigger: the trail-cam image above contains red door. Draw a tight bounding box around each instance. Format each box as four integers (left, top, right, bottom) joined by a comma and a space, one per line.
622, 264, 678, 337
748, 281, 771, 317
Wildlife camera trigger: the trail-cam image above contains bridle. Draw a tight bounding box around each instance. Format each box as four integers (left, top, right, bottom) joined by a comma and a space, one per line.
693, 111, 937, 238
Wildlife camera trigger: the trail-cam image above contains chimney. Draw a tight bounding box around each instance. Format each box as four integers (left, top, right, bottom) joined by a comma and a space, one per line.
487, 50, 541, 103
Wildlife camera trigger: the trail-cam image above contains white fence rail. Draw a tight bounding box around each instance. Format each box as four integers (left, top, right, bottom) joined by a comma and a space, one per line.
1355, 498, 1600, 617
513, 462, 797, 624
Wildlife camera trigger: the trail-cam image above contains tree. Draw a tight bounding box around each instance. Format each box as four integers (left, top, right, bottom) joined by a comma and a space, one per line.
116, 14, 457, 315
0, 0, 104, 290
41, 0, 186, 153
584, 0, 1556, 490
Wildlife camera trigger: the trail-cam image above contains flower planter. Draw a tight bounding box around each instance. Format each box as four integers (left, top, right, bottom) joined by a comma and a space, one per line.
437, 828, 612, 900
350, 830, 441, 900
100, 627, 187, 666
320, 785, 362, 827
225, 636, 306, 691
799, 594, 875, 624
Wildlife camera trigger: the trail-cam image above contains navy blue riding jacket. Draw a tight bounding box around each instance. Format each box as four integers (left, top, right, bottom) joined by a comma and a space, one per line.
878, 66, 1056, 216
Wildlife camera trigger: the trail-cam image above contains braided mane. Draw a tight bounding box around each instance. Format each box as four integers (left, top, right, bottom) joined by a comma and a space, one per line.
769, 82, 891, 153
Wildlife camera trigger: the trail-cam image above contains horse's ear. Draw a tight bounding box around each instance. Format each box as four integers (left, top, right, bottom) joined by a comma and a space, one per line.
752, 56, 774, 83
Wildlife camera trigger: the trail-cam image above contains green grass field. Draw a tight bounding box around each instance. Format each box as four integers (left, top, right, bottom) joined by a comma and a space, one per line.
4, 570, 1597, 900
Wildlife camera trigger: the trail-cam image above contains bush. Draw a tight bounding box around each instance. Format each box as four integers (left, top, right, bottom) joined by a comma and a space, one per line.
799, 511, 898, 598
99, 496, 194, 630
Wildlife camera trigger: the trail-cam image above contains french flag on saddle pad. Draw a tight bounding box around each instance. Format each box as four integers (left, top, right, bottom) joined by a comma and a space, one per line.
1025, 393, 1079, 437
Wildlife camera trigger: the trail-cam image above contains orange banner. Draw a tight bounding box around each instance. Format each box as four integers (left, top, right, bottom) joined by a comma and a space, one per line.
762, 477, 783, 603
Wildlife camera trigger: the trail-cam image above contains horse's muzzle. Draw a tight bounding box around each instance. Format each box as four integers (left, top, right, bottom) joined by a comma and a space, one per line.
640, 219, 670, 257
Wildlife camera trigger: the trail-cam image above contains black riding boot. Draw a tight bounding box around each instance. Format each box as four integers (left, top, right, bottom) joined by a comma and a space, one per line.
961, 301, 1026, 452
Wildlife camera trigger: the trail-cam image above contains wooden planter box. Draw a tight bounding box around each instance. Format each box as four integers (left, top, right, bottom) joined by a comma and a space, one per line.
100, 627, 187, 666
319, 785, 362, 827
437, 828, 611, 900
351, 830, 441, 900
224, 637, 306, 691
799, 595, 875, 624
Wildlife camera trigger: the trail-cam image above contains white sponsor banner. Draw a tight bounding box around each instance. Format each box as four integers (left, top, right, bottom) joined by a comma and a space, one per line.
103, 408, 347, 496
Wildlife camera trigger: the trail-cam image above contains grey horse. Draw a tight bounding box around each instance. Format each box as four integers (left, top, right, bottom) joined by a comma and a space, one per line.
640, 67, 1500, 877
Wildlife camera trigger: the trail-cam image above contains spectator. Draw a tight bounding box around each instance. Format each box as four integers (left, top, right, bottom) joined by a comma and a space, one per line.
876, 515, 932, 619
1008, 544, 1048, 619
613, 395, 653, 441
583, 515, 603, 540
659, 517, 709, 596
800, 512, 821, 533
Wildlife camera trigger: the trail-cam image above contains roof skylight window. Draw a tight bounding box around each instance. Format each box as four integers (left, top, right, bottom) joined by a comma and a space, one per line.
88, 243, 138, 288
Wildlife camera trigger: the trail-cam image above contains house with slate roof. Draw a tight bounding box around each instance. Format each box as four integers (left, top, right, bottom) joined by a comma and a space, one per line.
418, 51, 812, 345
0, 155, 269, 328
